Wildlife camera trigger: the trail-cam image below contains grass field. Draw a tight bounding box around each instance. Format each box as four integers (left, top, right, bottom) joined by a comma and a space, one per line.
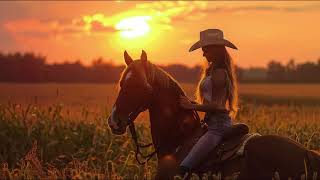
0, 83, 319, 179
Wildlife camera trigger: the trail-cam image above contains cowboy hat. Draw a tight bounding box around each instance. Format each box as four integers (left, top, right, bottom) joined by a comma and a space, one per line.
189, 29, 238, 52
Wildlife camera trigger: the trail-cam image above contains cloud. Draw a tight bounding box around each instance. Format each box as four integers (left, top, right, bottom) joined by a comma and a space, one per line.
2, 16, 117, 39
133, 2, 320, 25
90, 21, 117, 33
3, 19, 52, 38
2, 2, 320, 42
135, 1, 208, 24
197, 4, 320, 14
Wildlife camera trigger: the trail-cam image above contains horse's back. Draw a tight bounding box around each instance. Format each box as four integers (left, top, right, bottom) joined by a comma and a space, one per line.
244, 135, 310, 179
246, 134, 306, 151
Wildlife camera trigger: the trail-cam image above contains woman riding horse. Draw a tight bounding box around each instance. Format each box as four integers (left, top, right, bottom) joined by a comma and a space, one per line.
178, 28, 239, 178
107, 29, 320, 180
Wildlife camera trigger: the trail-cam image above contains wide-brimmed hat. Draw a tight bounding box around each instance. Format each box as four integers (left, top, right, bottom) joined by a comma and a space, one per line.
189, 29, 238, 52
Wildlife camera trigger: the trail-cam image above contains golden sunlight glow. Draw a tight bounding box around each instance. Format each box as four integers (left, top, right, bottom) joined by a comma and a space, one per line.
115, 16, 151, 38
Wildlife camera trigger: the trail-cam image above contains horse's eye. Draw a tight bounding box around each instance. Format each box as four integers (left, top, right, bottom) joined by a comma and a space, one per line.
121, 80, 138, 92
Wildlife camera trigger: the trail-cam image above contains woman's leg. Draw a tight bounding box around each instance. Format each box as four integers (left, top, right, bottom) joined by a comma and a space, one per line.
180, 130, 223, 170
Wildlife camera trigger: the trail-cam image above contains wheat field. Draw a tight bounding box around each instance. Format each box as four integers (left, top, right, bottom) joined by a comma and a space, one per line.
0, 83, 319, 179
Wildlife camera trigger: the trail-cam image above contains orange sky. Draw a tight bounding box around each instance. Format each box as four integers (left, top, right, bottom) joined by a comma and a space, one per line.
0, 1, 320, 68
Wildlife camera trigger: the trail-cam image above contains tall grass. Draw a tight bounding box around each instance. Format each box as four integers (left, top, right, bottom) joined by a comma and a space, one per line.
0, 83, 319, 179
0, 101, 319, 179
0, 102, 156, 179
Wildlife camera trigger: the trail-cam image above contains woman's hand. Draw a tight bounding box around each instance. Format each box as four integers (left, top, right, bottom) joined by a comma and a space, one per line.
179, 95, 194, 110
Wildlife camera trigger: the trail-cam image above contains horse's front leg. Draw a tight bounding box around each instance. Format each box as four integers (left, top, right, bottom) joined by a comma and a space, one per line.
155, 155, 179, 180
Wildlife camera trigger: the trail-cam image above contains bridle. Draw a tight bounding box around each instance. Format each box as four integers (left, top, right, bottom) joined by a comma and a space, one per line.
127, 103, 160, 165
120, 64, 201, 165
125, 63, 160, 165
126, 97, 201, 165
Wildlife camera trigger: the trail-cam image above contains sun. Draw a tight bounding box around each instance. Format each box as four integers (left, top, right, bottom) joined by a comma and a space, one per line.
115, 16, 151, 39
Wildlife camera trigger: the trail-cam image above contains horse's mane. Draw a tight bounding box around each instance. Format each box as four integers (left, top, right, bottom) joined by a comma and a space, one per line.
118, 60, 187, 96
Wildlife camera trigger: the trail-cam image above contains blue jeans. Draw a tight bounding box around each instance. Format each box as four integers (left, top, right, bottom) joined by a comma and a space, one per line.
180, 112, 232, 169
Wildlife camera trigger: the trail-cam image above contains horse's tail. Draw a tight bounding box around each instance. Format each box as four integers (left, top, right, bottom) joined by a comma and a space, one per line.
306, 150, 320, 177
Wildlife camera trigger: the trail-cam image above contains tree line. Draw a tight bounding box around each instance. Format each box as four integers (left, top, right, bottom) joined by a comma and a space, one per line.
0, 52, 319, 83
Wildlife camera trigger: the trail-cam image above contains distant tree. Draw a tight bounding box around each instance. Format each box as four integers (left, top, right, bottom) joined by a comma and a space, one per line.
295, 61, 319, 83
266, 60, 286, 82
0, 51, 319, 83
285, 58, 296, 82
234, 65, 244, 82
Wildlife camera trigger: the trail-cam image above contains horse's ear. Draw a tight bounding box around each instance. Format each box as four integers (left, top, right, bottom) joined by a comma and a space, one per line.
124, 50, 133, 66
140, 50, 147, 65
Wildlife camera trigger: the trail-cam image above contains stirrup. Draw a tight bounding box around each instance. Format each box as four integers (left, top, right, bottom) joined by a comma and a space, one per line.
178, 166, 191, 180
182, 172, 190, 180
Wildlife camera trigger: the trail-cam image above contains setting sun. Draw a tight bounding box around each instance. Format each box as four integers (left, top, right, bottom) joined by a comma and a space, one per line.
1, 2, 320, 179
115, 16, 151, 39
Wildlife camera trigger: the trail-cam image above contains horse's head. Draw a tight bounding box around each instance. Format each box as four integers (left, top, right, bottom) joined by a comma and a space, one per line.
108, 50, 153, 135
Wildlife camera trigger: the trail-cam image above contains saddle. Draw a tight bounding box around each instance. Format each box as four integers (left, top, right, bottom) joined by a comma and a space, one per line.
175, 122, 262, 172
176, 123, 250, 160
197, 123, 261, 171
208, 123, 250, 161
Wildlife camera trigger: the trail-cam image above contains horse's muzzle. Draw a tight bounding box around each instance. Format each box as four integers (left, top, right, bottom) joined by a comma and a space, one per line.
107, 115, 127, 135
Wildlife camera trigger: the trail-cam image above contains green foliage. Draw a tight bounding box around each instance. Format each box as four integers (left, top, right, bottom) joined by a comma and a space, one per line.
0, 103, 157, 179
0, 101, 319, 179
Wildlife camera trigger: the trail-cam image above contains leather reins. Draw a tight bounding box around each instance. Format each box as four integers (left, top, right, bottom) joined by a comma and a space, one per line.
127, 63, 201, 165
127, 100, 201, 165
128, 103, 160, 165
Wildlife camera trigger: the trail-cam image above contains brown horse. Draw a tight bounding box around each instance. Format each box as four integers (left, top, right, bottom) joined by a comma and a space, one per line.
107, 50, 320, 180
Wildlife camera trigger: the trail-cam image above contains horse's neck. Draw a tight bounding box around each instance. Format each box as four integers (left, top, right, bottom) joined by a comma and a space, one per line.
148, 86, 201, 157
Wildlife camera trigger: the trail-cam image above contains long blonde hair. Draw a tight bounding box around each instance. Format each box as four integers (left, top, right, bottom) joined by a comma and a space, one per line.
195, 47, 239, 119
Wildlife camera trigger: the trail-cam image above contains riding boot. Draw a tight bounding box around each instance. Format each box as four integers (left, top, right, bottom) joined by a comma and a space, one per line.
177, 165, 191, 180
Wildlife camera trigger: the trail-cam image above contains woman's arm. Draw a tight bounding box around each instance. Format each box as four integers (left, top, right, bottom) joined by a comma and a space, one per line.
179, 96, 226, 112
191, 102, 226, 112
188, 99, 221, 112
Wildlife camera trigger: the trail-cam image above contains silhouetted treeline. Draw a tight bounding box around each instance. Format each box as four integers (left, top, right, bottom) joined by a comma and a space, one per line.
0, 52, 320, 83
265, 59, 320, 83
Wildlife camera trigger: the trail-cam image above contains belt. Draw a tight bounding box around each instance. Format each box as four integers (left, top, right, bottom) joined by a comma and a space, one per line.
204, 110, 230, 122
205, 109, 229, 116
